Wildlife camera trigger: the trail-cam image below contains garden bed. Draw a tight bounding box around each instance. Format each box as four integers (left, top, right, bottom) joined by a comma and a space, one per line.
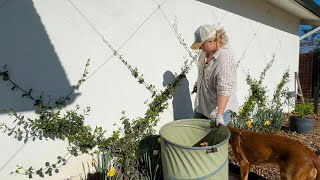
228, 114, 320, 180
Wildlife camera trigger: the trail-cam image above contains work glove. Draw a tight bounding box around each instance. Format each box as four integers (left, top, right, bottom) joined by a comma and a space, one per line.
215, 114, 224, 126
209, 114, 224, 127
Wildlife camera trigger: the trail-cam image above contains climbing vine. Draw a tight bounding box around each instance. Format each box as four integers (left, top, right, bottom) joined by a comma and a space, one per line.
230, 55, 291, 132
104, 59, 194, 178
0, 49, 196, 178
0, 60, 110, 178
237, 55, 276, 120
0, 4, 201, 176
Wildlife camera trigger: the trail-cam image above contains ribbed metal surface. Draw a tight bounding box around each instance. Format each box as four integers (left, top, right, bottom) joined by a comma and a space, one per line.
160, 119, 230, 179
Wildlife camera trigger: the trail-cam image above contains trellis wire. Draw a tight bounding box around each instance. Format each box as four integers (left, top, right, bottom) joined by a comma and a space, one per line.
67, 0, 169, 95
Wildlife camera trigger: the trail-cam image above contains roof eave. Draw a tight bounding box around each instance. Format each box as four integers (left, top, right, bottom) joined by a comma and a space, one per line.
267, 0, 320, 25
294, 0, 320, 18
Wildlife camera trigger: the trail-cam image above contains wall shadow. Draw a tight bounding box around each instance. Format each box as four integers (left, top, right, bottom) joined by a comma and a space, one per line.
162, 71, 193, 120
196, 0, 298, 35
0, 0, 78, 113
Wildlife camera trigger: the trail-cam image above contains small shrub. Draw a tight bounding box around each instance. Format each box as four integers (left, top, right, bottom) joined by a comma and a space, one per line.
293, 103, 315, 118
230, 57, 290, 133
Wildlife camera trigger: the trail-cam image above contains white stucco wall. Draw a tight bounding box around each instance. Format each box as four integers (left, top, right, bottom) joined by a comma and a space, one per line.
0, 0, 300, 179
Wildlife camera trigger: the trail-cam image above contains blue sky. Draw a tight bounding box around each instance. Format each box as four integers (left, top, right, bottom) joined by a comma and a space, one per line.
299, 1, 320, 52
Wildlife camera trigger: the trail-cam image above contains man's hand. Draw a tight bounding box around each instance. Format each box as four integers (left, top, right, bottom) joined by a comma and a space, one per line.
208, 114, 224, 127
215, 114, 224, 126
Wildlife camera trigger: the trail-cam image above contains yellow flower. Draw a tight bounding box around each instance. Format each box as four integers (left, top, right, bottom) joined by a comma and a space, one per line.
107, 167, 116, 177
245, 120, 253, 127
264, 120, 271, 126
239, 108, 243, 114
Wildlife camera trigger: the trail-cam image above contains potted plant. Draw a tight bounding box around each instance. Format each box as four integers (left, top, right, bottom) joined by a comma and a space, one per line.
289, 103, 315, 134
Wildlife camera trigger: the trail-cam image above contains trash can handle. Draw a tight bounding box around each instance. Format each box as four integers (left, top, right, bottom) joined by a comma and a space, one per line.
206, 147, 218, 154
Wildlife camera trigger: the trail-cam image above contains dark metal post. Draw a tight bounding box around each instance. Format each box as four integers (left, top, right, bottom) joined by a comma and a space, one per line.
314, 59, 319, 114
314, 84, 319, 114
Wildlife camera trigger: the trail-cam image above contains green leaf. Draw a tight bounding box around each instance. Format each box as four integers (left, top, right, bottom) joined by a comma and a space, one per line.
39, 173, 44, 178
17, 136, 22, 141
2, 72, 9, 81
35, 109, 42, 114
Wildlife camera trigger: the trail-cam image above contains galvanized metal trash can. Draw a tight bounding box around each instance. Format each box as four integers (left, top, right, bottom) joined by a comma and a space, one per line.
159, 119, 230, 180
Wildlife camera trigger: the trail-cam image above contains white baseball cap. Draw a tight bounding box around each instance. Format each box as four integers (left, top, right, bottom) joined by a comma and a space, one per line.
190, 24, 216, 50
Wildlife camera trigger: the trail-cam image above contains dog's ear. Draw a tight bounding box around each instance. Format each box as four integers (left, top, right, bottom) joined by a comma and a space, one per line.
226, 125, 239, 133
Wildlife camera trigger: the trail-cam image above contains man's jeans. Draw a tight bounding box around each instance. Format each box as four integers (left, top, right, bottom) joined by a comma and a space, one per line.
193, 110, 231, 125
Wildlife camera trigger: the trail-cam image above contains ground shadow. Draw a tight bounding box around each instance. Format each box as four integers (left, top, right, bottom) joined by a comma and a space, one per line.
229, 163, 267, 180
0, 0, 79, 113
162, 71, 193, 120
196, 0, 297, 35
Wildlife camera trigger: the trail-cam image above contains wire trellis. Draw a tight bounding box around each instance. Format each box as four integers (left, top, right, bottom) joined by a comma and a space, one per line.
210, 5, 283, 77
67, 0, 171, 96
0, 0, 288, 176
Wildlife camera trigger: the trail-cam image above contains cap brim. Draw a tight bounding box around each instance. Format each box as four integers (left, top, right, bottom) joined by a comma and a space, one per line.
190, 42, 203, 50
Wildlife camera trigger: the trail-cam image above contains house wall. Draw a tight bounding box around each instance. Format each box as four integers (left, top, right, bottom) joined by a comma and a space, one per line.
0, 0, 300, 179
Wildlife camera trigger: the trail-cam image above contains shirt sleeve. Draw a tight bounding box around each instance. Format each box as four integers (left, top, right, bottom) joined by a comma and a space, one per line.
216, 53, 236, 96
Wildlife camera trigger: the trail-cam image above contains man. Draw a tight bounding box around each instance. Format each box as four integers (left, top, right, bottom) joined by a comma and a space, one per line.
191, 24, 238, 126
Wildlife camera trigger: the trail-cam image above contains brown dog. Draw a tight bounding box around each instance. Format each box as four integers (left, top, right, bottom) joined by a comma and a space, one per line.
227, 125, 320, 180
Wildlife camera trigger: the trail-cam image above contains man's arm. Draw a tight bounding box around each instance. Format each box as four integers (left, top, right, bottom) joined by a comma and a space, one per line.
217, 95, 229, 115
